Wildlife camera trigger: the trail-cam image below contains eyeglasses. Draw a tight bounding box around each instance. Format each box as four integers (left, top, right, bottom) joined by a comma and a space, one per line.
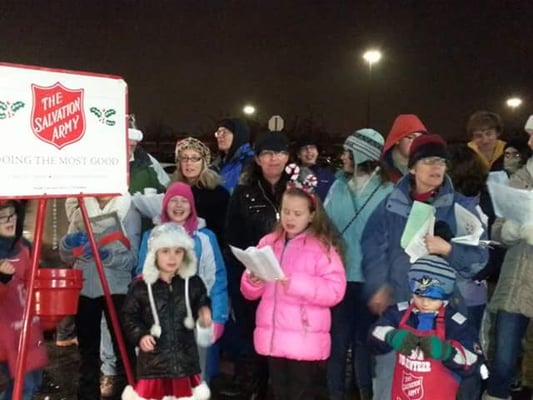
177, 156, 202, 163
420, 157, 447, 166
0, 212, 16, 224
214, 128, 232, 138
259, 150, 289, 158
504, 152, 521, 159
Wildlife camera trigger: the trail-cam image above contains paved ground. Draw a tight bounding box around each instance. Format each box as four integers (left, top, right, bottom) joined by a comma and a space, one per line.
32, 335, 532, 400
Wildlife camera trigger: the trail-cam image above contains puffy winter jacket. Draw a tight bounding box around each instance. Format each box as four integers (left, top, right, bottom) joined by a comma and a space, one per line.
489, 164, 533, 317
362, 174, 489, 304
122, 275, 210, 379
240, 231, 346, 361
0, 243, 48, 376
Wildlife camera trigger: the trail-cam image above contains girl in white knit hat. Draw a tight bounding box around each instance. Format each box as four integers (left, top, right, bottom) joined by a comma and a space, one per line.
121, 222, 212, 400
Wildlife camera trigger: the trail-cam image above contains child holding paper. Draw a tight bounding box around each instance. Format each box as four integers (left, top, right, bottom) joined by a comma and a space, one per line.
240, 164, 347, 400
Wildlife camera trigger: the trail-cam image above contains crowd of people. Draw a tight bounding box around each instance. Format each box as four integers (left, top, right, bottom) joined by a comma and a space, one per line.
1, 110, 533, 400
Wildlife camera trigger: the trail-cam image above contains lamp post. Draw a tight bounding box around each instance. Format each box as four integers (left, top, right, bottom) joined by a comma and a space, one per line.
363, 49, 382, 127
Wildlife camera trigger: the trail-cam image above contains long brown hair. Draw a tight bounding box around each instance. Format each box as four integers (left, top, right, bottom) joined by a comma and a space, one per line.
273, 187, 344, 258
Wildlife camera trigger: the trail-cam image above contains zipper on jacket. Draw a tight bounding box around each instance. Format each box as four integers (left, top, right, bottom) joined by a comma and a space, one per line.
167, 282, 179, 374
269, 239, 289, 354
258, 180, 280, 221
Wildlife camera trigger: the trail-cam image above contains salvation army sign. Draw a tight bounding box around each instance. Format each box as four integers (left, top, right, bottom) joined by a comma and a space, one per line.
0, 63, 128, 197
31, 82, 86, 149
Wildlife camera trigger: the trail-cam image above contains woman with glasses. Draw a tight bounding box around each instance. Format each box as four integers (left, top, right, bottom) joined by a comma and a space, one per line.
503, 138, 532, 177
224, 131, 291, 400
173, 137, 230, 245
362, 134, 489, 400
211, 118, 255, 193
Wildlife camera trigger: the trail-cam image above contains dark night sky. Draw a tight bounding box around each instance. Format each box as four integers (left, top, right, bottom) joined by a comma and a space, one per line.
1, 0, 532, 140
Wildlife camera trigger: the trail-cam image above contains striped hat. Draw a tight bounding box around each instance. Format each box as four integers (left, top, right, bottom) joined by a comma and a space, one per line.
408, 255, 456, 300
343, 129, 384, 165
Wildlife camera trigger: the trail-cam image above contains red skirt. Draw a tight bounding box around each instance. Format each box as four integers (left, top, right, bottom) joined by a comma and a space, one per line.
135, 374, 202, 399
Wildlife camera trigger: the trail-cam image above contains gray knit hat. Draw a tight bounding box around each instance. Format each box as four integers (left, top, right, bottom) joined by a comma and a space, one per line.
343, 129, 384, 165
408, 255, 456, 300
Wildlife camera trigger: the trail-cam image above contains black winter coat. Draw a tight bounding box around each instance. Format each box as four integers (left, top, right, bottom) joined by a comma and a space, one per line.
225, 175, 288, 252
122, 275, 210, 379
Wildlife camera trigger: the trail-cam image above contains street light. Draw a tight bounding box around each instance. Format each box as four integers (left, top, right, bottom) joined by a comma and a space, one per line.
506, 97, 522, 109
243, 104, 256, 116
363, 49, 382, 127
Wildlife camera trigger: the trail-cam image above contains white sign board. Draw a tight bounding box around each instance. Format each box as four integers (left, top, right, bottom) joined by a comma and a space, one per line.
0, 63, 128, 197
268, 115, 284, 132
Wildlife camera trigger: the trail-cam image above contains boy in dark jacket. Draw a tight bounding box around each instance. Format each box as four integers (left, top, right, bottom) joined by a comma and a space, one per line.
370, 255, 485, 400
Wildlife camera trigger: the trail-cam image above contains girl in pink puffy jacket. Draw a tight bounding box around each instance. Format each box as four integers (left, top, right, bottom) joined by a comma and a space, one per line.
240, 165, 347, 400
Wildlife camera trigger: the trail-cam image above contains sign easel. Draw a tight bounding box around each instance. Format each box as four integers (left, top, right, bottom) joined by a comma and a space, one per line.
0, 62, 134, 399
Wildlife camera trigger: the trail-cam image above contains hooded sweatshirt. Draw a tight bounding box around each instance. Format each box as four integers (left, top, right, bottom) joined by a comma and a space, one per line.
212, 118, 255, 192
382, 114, 427, 182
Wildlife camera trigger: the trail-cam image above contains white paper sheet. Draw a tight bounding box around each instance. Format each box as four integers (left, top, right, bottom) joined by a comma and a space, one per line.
451, 203, 484, 246
405, 215, 435, 262
487, 181, 533, 222
229, 245, 285, 282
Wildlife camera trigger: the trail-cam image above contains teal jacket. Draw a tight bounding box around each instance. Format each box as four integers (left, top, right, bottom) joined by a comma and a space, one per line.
324, 172, 393, 282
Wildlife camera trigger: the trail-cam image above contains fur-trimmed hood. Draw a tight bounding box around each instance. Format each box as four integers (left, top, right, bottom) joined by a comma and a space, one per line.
142, 222, 198, 337
142, 222, 197, 285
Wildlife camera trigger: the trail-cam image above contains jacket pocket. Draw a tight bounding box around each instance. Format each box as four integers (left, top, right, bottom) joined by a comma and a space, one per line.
300, 304, 309, 335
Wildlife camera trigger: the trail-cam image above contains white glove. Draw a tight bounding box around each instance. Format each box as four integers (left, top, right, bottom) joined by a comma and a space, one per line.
195, 320, 214, 348
520, 224, 533, 246
501, 220, 521, 243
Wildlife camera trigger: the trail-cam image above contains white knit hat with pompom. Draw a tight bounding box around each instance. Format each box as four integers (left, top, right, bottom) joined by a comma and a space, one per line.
142, 222, 197, 337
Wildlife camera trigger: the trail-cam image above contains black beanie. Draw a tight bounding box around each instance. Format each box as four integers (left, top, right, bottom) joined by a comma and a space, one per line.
408, 134, 448, 168
254, 131, 290, 155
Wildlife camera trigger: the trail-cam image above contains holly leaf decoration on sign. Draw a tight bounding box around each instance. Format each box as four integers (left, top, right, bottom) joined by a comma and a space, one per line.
0, 100, 25, 119
90, 107, 117, 126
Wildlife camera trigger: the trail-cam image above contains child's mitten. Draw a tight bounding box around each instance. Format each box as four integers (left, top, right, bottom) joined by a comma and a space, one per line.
501, 220, 521, 243
385, 329, 420, 355
64, 231, 88, 247
419, 335, 456, 361
196, 320, 214, 348
520, 224, 533, 246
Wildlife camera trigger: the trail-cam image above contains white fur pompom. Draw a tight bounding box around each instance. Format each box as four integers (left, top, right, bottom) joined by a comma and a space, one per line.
192, 381, 211, 400
121, 385, 145, 400
150, 324, 162, 338
184, 315, 195, 330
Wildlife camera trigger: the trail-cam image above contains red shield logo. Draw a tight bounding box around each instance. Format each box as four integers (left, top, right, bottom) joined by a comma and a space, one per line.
31, 82, 85, 149
401, 371, 424, 400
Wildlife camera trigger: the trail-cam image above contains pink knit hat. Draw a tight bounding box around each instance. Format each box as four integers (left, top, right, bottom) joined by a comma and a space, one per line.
160, 182, 198, 235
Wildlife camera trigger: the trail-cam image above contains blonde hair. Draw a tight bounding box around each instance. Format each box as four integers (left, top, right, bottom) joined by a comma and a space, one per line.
172, 160, 222, 190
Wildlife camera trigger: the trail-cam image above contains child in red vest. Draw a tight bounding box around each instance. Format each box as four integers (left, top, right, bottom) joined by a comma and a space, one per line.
0, 200, 48, 399
370, 255, 485, 400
